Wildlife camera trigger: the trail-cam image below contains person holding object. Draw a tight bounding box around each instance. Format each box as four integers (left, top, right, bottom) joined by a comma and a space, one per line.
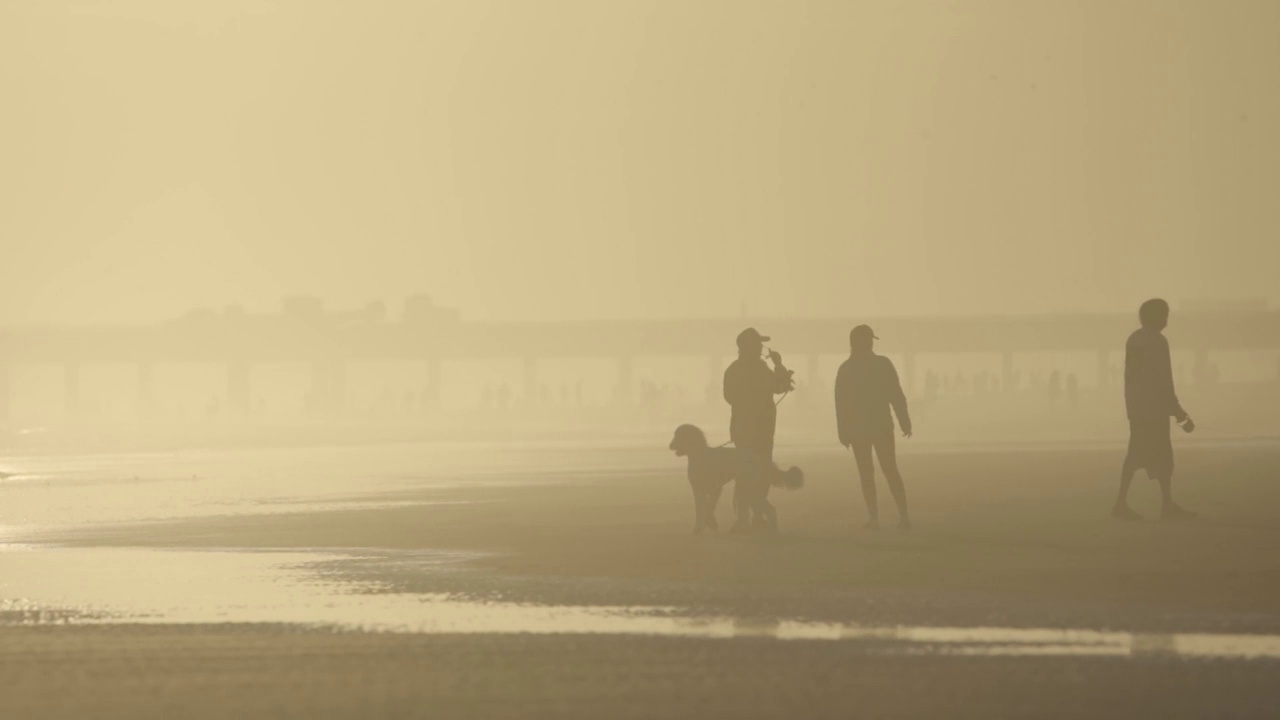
723, 327, 795, 532
1112, 298, 1197, 521
835, 325, 913, 530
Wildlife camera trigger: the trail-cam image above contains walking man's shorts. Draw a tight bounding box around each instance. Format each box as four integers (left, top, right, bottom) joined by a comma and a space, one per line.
1126, 418, 1174, 479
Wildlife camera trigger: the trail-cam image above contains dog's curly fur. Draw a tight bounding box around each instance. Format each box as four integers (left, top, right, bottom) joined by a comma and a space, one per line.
669, 424, 804, 534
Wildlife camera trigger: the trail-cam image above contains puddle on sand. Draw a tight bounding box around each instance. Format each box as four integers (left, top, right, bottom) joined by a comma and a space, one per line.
3, 545, 1280, 660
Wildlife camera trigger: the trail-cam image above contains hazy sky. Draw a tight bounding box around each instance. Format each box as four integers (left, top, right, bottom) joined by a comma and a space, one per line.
2, 0, 1277, 324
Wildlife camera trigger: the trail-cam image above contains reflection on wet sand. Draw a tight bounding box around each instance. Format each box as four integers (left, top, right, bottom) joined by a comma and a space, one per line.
3, 545, 1279, 660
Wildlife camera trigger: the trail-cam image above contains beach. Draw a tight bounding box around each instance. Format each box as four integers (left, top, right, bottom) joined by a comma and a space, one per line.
3, 438, 1280, 717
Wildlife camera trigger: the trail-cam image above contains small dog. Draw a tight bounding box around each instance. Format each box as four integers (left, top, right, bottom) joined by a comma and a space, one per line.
668, 424, 804, 535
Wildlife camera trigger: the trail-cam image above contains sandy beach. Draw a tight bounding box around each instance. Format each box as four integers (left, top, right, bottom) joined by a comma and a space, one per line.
2, 438, 1279, 717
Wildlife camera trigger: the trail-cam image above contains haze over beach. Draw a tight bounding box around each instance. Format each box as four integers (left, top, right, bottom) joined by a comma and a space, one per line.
3, 0, 1279, 324
2, 1, 1279, 718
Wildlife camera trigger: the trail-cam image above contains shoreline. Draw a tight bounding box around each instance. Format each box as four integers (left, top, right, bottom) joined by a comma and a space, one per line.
5, 440, 1280, 718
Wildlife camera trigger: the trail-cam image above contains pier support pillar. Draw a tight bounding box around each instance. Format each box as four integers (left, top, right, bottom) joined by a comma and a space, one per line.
137, 363, 154, 416
0, 364, 10, 420
1001, 351, 1015, 392
706, 356, 724, 407
424, 357, 442, 409
329, 362, 346, 411
903, 352, 917, 397
228, 362, 251, 415
614, 355, 634, 405
1193, 348, 1210, 385
309, 361, 345, 413
63, 364, 81, 416
806, 354, 822, 403
522, 357, 538, 406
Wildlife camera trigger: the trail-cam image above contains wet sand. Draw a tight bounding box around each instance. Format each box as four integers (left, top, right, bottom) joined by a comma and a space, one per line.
3, 626, 1279, 720
5, 440, 1280, 717
43, 442, 1280, 631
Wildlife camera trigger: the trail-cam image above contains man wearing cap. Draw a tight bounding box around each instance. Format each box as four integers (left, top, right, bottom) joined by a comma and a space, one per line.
723, 327, 795, 531
835, 325, 914, 530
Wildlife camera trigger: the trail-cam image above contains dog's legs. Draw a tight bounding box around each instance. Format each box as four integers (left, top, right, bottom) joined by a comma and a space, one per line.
749, 472, 778, 534
730, 480, 752, 533
753, 495, 778, 535
691, 482, 708, 534
705, 484, 723, 531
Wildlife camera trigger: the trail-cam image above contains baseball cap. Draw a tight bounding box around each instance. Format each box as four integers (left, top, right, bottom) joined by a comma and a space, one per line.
850, 324, 879, 343
736, 327, 771, 348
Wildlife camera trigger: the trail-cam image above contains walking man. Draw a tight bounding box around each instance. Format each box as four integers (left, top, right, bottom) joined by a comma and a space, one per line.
724, 327, 794, 531
835, 325, 913, 530
1112, 298, 1196, 521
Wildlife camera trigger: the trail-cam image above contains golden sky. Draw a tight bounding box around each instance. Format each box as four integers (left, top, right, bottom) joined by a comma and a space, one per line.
2, 0, 1277, 323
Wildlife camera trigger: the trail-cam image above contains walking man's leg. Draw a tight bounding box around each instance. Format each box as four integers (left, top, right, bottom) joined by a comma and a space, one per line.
852, 440, 878, 529
749, 471, 778, 535
1156, 470, 1196, 521
875, 433, 910, 530
1112, 456, 1142, 520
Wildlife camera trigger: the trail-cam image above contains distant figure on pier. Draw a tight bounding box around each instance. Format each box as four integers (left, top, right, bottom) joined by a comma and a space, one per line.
1048, 370, 1063, 406
835, 325, 914, 530
1112, 298, 1196, 521
1066, 372, 1079, 409
923, 370, 940, 406
723, 327, 794, 533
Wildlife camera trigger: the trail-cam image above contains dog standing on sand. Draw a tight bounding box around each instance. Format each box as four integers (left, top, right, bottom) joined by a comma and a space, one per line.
668, 424, 804, 535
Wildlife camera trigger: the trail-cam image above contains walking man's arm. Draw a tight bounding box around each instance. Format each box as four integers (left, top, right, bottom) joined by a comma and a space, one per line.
1158, 336, 1188, 422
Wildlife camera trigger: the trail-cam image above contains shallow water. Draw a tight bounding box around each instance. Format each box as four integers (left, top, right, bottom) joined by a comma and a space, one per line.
3, 545, 1278, 660
0, 440, 665, 533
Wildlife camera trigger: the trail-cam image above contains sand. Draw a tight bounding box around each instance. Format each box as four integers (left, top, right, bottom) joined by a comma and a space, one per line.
5, 440, 1280, 717
3, 626, 1279, 720
48, 443, 1280, 630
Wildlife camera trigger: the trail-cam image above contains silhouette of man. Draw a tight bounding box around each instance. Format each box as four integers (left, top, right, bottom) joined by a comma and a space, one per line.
1112, 298, 1196, 521
835, 325, 913, 530
724, 327, 793, 531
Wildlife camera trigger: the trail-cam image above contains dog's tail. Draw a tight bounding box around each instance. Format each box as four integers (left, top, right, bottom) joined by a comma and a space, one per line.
770, 464, 805, 490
